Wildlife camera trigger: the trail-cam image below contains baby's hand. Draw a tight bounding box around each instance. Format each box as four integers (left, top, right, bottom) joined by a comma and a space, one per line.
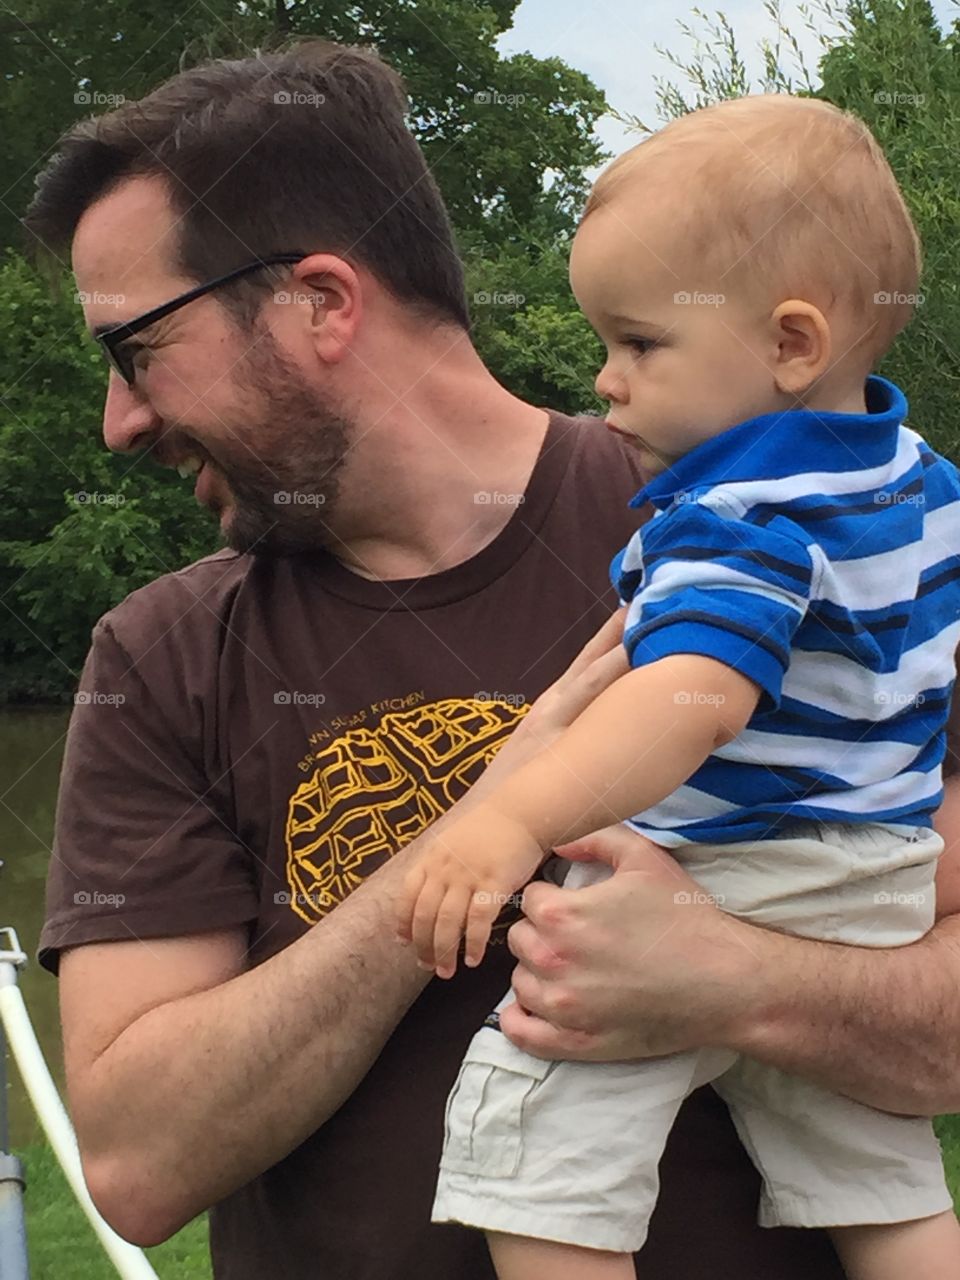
395, 806, 545, 978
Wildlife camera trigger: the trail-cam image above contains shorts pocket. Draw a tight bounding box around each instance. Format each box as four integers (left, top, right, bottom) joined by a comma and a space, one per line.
440, 1034, 552, 1178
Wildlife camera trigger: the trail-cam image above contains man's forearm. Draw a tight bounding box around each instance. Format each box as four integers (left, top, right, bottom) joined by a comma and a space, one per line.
730, 912, 960, 1115
87, 848, 429, 1240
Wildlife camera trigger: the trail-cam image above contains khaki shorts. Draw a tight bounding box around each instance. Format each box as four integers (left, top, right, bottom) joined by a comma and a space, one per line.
431, 822, 953, 1252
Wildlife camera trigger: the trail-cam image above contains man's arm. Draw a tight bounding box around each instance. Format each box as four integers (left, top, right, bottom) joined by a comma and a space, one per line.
61, 607, 630, 1247
503, 778, 960, 1117
62, 847, 432, 1246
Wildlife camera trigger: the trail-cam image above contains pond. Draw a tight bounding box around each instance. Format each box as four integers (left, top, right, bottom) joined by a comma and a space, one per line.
1, 706, 72, 1148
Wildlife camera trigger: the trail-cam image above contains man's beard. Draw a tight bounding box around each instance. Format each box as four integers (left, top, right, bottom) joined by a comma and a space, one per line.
206, 326, 352, 556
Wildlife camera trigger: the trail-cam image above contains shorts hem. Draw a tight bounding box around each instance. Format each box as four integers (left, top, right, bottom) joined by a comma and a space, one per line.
431, 1189, 648, 1253
758, 1185, 955, 1229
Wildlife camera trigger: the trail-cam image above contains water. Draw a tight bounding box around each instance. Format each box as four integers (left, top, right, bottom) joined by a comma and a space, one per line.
0, 707, 71, 1147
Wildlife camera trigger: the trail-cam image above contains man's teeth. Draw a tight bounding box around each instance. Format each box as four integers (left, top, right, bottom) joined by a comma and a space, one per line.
177, 457, 203, 478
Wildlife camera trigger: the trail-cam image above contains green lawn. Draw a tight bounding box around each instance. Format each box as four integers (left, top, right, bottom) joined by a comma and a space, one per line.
19, 1120, 960, 1277
21, 1140, 211, 1280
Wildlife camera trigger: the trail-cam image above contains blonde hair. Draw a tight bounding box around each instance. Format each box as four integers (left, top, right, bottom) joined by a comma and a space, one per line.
583, 95, 922, 362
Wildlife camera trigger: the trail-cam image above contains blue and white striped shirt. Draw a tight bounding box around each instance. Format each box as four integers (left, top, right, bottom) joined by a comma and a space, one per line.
612, 376, 960, 846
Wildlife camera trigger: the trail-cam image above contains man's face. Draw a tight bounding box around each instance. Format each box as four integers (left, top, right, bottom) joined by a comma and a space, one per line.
569, 194, 781, 484
71, 174, 352, 554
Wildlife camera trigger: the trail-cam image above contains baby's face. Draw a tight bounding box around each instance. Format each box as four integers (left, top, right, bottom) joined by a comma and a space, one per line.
570, 195, 789, 483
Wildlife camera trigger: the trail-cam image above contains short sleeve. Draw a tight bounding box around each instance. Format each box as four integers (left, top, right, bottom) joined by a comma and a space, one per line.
38, 617, 258, 975
622, 499, 816, 716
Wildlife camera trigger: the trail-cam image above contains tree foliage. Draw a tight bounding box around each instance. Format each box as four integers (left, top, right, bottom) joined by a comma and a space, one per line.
1, 0, 958, 700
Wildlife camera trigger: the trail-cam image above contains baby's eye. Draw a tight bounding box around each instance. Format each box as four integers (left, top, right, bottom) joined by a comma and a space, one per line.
622, 336, 657, 356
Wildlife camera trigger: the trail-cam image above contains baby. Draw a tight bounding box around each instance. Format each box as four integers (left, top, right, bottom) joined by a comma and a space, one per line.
396, 95, 960, 1279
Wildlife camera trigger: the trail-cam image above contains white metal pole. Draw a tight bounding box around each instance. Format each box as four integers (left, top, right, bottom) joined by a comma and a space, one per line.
0, 932, 158, 1280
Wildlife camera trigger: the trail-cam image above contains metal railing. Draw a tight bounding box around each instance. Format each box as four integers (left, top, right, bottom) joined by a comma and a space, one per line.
0, 910, 158, 1280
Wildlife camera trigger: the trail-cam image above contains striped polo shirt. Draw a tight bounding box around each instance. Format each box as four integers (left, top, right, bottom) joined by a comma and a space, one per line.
611, 375, 960, 846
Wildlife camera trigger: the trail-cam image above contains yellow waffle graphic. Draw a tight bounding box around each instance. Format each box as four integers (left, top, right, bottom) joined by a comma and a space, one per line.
285, 698, 529, 924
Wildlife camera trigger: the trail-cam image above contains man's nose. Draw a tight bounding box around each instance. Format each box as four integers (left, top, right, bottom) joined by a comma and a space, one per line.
102, 374, 162, 453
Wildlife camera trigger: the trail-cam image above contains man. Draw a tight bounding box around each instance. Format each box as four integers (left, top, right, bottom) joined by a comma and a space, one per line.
31, 39, 960, 1279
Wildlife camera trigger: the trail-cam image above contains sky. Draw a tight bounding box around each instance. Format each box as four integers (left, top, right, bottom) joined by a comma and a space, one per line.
497, 0, 959, 171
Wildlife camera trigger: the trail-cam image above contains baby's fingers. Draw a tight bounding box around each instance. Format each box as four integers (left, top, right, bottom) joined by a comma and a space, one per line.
433, 885, 473, 979
411, 877, 449, 970
463, 888, 501, 969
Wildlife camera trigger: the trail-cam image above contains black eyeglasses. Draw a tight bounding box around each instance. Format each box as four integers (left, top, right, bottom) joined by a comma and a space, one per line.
94, 253, 307, 386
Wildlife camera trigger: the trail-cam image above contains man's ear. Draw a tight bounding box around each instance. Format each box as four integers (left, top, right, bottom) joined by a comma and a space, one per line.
289, 253, 361, 364
769, 299, 831, 397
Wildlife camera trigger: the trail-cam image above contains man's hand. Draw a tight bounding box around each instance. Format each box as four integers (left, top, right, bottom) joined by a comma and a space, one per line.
501, 824, 762, 1060
396, 805, 546, 978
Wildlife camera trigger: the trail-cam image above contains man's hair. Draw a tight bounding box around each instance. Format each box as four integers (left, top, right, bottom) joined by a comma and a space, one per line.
23, 39, 469, 330
583, 95, 922, 362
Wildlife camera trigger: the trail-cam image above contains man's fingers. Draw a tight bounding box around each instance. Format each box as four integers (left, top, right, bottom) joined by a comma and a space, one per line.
563, 605, 628, 678
498, 998, 598, 1061
506, 909, 565, 976
433, 886, 472, 979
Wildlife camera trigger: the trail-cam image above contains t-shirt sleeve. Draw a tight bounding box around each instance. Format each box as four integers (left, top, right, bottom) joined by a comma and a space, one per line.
38, 616, 258, 975
622, 498, 816, 716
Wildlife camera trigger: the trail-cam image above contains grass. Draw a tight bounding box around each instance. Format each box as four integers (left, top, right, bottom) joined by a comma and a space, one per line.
16, 1121, 960, 1276
20, 1140, 211, 1279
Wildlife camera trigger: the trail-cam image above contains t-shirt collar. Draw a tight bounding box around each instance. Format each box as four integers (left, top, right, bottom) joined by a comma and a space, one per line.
628, 374, 908, 511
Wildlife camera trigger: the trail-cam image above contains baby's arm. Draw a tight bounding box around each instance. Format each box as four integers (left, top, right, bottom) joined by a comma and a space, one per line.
396, 652, 761, 975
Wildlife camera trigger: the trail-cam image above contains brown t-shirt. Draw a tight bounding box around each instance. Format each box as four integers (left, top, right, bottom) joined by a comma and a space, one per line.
40, 412, 843, 1279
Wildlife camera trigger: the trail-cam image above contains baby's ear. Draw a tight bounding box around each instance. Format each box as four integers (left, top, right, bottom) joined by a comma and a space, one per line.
770, 299, 830, 395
